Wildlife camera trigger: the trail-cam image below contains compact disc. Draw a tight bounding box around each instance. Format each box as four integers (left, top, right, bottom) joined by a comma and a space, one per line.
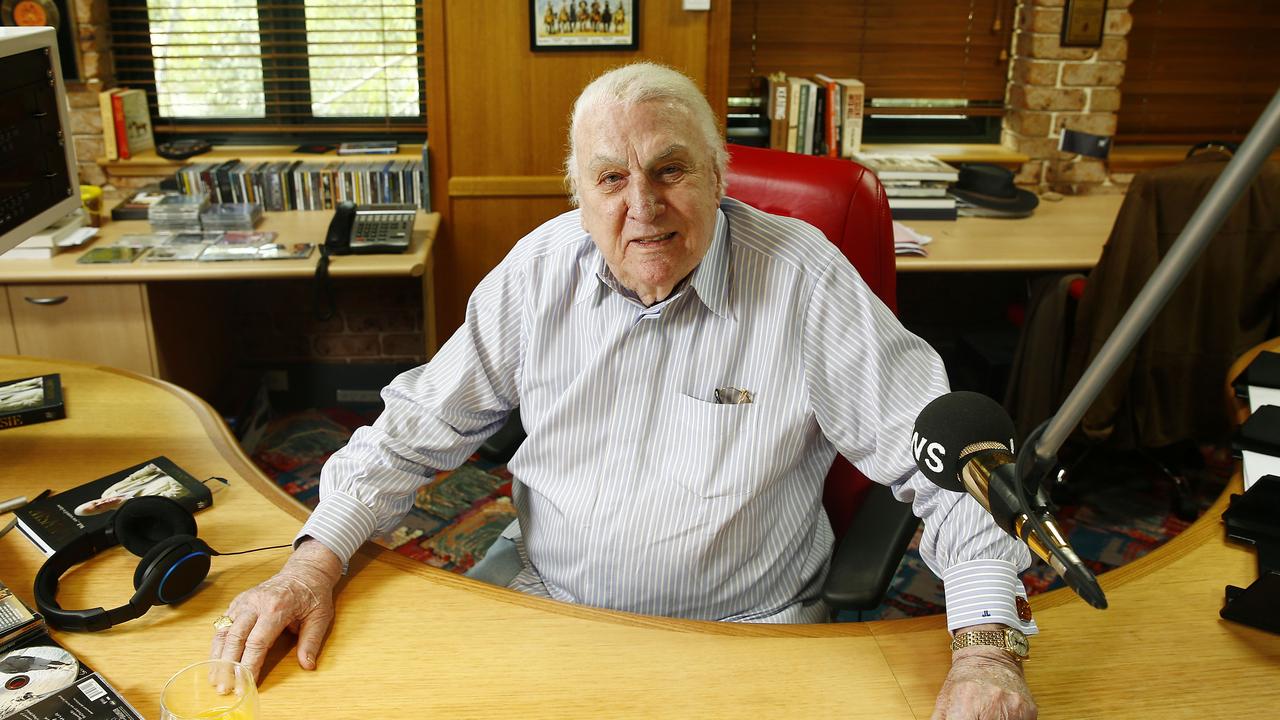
1, 0, 61, 29
0, 645, 79, 717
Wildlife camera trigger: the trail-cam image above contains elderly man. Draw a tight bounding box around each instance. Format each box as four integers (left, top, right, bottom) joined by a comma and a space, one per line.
212, 63, 1037, 719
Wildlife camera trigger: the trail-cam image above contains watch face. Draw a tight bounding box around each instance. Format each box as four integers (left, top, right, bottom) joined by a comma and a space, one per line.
1006, 629, 1030, 657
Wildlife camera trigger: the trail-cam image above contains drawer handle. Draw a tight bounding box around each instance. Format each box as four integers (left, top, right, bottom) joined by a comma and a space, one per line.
24, 295, 69, 306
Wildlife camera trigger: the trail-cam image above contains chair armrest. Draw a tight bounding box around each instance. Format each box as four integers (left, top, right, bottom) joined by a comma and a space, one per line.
477, 408, 526, 464
821, 483, 921, 612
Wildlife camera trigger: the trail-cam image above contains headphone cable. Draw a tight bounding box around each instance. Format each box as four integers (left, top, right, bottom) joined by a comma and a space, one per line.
218, 544, 293, 556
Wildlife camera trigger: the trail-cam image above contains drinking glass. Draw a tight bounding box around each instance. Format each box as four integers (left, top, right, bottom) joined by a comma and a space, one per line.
159, 659, 259, 720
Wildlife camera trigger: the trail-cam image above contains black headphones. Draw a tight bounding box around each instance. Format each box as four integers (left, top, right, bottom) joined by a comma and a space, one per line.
35, 496, 233, 632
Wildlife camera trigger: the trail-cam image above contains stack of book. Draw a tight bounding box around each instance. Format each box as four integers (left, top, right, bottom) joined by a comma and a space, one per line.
852, 153, 960, 221
97, 88, 154, 161
757, 72, 866, 158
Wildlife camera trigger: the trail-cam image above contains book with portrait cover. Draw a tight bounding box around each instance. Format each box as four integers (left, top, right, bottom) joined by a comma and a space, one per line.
11, 457, 213, 557
0, 583, 143, 720
0, 375, 65, 432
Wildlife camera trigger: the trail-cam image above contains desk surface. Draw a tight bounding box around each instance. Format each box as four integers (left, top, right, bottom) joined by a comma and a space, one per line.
1, 355, 1276, 719
898, 194, 1124, 272
0, 211, 440, 284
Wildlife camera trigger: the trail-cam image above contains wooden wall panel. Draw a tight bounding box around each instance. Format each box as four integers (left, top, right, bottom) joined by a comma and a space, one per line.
433, 0, 728, 337
436, 196, 575, 332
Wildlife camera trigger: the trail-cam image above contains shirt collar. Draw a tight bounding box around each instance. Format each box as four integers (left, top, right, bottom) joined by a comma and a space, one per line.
574, 207, 733, 321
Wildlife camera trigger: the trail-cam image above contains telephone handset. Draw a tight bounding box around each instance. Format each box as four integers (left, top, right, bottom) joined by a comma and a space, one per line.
324, 201, 415, 255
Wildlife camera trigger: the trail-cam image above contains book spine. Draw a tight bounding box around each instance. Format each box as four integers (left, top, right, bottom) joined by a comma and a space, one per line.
767, 75, 788, 152
823, 81, 838, 158
841, 83, 865, 159
112, 93, 129, 160
98, 91, 119, 161
793, 81, 803, 151
0, 403, 67, 430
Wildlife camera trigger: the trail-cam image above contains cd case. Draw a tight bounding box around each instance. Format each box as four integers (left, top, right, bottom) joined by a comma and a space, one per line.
75, 246, 142, 264
0, 374, 65, 431
0, 578, 142, 720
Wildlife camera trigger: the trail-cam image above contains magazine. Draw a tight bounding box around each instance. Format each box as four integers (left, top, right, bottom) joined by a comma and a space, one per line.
11, 457, 213, 557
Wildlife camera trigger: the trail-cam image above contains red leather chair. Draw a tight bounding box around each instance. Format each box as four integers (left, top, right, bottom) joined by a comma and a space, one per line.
725, 144, 919, 613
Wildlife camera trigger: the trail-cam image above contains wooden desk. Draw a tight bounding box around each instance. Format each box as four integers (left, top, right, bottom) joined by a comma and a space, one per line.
1, 356, 1276, 718
0, 212, 439, 397
897, 194, 1124, 273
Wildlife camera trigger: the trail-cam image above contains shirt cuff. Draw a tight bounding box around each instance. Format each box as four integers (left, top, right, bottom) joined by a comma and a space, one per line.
942, 558, 1040, 636
295, 490, 379, 574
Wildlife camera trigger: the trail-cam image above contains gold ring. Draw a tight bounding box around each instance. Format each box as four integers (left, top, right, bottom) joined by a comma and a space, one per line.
213, 615, 234, 631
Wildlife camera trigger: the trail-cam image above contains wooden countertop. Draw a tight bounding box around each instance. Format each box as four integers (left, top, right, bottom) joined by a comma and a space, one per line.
0, 211, 439, 284
897, 194, 1125, 272
1, 354, 1276, 718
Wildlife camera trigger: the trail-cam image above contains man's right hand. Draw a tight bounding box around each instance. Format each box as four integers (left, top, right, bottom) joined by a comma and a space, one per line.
210, 538, 343, 683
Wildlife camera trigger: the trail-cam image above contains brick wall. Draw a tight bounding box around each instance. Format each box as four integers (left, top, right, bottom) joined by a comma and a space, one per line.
66, 0, 114, 188
231, 278, 428, 365
1004, 0, 1134, 194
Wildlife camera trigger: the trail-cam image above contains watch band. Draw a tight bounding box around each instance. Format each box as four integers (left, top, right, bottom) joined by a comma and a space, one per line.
950, 628, 1030, 660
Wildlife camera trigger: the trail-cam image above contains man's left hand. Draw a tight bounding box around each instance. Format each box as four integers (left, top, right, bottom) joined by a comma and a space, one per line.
931, 646, 1037, 720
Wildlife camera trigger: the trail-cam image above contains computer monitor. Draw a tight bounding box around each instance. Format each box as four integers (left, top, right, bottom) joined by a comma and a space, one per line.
0, 26, 81, 255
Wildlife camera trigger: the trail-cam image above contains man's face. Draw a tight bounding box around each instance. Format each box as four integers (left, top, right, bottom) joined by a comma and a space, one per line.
574, 99, 722, 306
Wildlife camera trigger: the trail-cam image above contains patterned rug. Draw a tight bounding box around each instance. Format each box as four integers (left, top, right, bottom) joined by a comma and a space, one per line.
250, 408, 517, 573
249, 409, 1231, 620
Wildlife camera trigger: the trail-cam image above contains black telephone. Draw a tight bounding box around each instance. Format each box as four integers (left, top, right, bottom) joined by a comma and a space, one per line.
324, 201, 415, 255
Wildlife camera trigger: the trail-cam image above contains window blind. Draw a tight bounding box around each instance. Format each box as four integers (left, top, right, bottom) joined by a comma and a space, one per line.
110, 0, 426, 135
728, 0, 1016, 115
1118, 0, 1280, 144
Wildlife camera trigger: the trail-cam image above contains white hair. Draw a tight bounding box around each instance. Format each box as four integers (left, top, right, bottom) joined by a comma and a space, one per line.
564, 62, 728, 206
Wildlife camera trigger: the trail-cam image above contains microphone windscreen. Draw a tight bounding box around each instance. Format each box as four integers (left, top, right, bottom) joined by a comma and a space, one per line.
911, 391, 1017, 492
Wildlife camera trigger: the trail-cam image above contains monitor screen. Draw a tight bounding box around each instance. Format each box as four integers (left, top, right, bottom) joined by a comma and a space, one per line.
0, 27, 81, 256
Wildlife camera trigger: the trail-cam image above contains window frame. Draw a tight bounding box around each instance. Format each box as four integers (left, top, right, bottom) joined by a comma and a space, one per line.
110, 0, 429, 144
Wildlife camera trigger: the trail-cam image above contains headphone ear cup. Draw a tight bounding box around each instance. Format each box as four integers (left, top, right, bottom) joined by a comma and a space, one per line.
133, 535, 213, 606
114, 495, 198, 557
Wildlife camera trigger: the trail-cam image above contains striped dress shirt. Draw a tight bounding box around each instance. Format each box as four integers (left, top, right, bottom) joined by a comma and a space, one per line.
299, 197, 1038, 634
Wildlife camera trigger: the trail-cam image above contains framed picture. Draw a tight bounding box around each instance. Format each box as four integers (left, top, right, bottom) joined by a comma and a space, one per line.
1060, 0, 1108, 48
530, 0, 639, 52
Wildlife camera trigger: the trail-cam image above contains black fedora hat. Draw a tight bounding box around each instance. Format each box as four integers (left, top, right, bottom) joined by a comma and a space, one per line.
950, 163, 1039, 217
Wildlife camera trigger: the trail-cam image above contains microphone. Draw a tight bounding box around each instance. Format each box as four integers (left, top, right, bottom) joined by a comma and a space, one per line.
912, 391, 1107, 609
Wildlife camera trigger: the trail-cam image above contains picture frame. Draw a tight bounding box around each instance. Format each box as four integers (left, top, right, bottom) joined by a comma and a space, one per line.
1060, 0, 1108, 49
530, 0, 639, 52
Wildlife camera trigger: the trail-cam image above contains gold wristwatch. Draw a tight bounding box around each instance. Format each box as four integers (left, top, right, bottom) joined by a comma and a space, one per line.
950, 627, 1030, 661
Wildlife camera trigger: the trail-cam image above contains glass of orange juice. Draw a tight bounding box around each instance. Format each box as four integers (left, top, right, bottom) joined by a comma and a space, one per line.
159, 659, 258, 720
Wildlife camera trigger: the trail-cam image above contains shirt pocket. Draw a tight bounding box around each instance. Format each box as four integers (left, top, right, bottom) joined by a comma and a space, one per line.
664, 392, 761, 499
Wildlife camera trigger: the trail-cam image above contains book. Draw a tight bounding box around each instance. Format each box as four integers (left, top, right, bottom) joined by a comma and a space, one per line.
337, 140, 398, 155
12, 456, 213, 557
0, 375, 65, 431
853, 152, 961, 182
113, 89, 154, 160
97, 88, 123, 161
812, 74, 840, 158
823, 78, 865, 159
763, 72, 789, 152
0, 589, 143, 720
110, 91, 128, 160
